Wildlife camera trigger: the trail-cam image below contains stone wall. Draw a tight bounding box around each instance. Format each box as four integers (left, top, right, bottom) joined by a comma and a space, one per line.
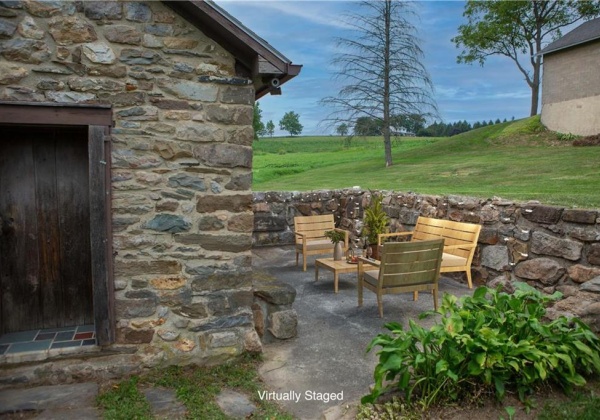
253, 189, 600, 331
0, 1, 258, 365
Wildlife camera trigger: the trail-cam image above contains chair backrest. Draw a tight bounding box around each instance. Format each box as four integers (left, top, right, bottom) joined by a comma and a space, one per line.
293, 214, 335, 244
378, 239, 444, 289
413, 217, 481, 260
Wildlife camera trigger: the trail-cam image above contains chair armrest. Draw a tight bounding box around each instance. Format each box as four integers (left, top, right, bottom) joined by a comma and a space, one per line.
358, 257, 380, 278
378, 231, 412, 246
294, 231, 307, 244
357, 257, 380, 267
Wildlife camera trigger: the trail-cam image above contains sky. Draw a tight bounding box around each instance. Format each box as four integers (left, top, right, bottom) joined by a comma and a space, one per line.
216, 0, 534, 136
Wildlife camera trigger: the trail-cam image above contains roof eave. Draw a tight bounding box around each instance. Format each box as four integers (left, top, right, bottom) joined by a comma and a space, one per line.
540, 35, 600, 56
163, 0, 301, 100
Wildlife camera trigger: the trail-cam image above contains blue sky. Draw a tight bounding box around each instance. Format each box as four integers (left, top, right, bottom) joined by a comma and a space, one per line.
216, 0, 533, 136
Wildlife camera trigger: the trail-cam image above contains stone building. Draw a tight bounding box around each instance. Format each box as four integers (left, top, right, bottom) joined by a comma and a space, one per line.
0, 0, 300, 369
540, 17, 600, 136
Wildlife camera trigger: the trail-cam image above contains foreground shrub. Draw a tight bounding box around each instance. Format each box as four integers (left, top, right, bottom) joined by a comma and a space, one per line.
363, 283, 600, 408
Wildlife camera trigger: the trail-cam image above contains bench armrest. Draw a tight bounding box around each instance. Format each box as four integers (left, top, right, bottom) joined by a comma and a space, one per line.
443, 243, 477, 251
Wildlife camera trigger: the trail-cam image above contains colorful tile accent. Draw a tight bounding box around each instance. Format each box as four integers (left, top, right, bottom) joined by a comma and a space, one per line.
55, 331, 75, 342
0, 330, 38, 345
36, 332, 57, 341
51, 340, 82, 349
0, 325, 96, 356
7, 340, 52, 353
74, 332, 94, 340
77, 325, 95, 333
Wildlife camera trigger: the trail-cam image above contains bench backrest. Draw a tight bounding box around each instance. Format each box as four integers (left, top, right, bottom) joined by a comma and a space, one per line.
294, 214, 335, 243
413, 217, 481, 259
379, 239, 444, 288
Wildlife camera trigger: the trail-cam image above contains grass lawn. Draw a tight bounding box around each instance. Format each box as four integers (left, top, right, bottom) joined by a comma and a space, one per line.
253, 117, 600, 209
97, 354, 293, 419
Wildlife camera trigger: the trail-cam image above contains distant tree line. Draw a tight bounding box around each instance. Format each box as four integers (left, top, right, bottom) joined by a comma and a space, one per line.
420, 117, 513, 137
342, 115, 515, 138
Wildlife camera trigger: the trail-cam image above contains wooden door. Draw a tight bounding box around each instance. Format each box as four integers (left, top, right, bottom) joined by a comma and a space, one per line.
0, 125, 93, 333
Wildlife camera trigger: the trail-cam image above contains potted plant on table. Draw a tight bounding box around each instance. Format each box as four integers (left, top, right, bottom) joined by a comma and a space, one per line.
362, 193, 389, 260
325, 229, 347, 261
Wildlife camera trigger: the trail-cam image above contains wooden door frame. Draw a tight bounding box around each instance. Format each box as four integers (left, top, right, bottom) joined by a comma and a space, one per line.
0, 102, 114, 345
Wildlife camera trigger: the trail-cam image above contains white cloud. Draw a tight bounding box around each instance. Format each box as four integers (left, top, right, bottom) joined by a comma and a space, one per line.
217, 0, 351, 29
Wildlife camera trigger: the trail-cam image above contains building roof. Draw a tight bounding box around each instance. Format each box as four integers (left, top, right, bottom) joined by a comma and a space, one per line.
164, 0, 301, 99
540, 17, 600, 56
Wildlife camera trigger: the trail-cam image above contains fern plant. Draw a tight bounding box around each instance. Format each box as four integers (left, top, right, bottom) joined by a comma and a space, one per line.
362, 193, 389, 244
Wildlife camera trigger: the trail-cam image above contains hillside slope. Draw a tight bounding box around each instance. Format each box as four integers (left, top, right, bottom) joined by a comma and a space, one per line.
253, 117, 600, 208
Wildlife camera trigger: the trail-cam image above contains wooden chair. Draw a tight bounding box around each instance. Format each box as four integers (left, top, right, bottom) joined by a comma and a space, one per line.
378, 217, 481, 289
294, 214, 349, 271
358, 239, 444, 318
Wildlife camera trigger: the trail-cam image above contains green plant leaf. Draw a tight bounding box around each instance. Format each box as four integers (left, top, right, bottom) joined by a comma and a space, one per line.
472, 286, 488, 299
495, 377, 506, 400
446, 369, 459, 382
381, 354, 404, 371
504, 405, 516, 420
436, 359, 449, 374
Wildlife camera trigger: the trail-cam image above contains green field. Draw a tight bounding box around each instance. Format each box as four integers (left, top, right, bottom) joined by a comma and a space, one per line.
253, 117, 600, 209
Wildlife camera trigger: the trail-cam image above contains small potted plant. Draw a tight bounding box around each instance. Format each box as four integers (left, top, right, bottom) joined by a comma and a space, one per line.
325, 229, 346, 261
362, 193, 389, 259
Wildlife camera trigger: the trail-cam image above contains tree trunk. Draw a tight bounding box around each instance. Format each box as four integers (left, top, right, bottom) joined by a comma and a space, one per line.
530, 51, 542, 116
383, 0, 393, 167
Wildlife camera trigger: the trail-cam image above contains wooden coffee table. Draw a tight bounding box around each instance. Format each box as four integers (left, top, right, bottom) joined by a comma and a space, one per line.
315, 258, 359, 293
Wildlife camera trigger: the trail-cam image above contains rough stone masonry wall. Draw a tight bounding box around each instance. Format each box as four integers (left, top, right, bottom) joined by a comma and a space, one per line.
253, 189, 600, 331
0, 1, 259, 365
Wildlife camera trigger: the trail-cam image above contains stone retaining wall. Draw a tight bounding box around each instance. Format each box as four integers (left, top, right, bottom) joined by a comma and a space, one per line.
253, 189, 600, 331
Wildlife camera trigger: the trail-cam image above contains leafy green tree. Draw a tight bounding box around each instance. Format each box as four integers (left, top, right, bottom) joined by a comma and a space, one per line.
279, 111, 303, 136
354, 117, 382, 136
253, 102, 266, 140
266, 120, 275, 137
453, 1, 600, 116
321, 0, 437, 167
391, 114, 426, 134
336, 123, 349, 136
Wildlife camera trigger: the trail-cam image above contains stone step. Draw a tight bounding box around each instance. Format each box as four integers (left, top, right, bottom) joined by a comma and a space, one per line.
0, 383, 100, 419
0, 382, 190, 419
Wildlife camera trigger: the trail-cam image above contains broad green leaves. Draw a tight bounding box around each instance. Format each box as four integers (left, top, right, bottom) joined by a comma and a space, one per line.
363, 283, 600, 408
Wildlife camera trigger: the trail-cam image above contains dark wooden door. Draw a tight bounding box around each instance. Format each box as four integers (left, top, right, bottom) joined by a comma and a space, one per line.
0, 125, 93, 333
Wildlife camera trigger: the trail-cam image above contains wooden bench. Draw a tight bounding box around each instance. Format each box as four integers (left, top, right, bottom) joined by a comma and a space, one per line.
294, 214, 349, 271
378, 216, 481, 288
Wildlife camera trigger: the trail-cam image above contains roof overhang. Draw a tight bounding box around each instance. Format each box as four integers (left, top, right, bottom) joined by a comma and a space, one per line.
540, 18, 600, 57
163, 0, 302, 99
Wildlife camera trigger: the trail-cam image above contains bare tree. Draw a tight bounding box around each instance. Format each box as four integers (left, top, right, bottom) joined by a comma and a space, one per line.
320, 0, 437, 167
